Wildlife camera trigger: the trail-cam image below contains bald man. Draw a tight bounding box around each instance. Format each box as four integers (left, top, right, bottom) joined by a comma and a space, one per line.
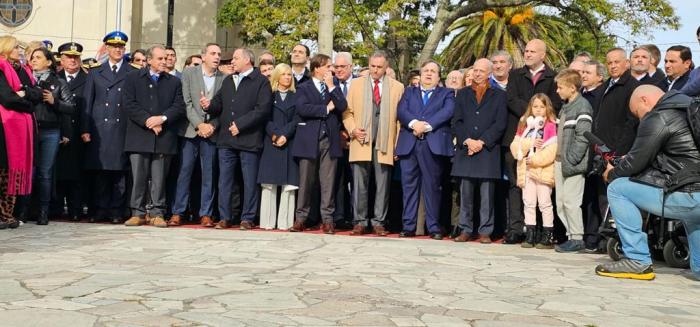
503, 39, 562, 244
598, 86, 700, 281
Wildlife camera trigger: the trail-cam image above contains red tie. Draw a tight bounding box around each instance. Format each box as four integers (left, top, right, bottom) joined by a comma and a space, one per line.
373, 79, 380, 105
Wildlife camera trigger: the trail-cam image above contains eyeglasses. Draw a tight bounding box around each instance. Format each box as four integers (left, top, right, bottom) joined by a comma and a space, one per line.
193, 63, 200, 66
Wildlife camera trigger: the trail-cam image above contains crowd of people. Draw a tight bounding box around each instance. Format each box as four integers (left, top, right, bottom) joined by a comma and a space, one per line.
1, 26, 700, 281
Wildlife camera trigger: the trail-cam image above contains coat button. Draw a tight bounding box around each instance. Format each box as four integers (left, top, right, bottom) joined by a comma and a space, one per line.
474, 126, 478, 130
72, 93, 76, 97
116, 119, 120, 122
104, 118, 108, 121
476, 111, 479, 115
105, 103, 109, 106
117, 103, 120, 107
118, 88, 121, 92
107, 88, 110, 91
149, 85, 153, 88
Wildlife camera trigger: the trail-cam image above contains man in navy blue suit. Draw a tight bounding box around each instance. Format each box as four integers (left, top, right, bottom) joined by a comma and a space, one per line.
396, 60, 455, 240
290, 54, 348, 234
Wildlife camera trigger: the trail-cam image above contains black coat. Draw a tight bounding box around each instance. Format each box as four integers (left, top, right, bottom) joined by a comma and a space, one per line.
82, 61, 135, 170
505, 65, 562, 145
34, 72, 75, 129
657, 69, 691, 92
593, 70, 640, 155
0, 70, 34, 170
257, 91, 300, 186
123, 68, 185, 155
55, 69, 88, 180
451, 86, 507, 179
639, 70, 666, 86
208, 69, 272, 152
581, 85, 604, 115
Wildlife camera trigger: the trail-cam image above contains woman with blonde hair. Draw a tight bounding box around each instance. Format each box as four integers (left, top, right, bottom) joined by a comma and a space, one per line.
0, 35, 39, 229
257, 63, 300, 230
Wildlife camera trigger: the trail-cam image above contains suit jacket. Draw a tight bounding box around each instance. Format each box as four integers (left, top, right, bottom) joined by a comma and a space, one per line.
593, 70, 640, 155
208, 68, 272, 152
81, 60, 135, 170
179, 65, 224, 138
451, 86, 507, 179
293, 67, 311, 86
292, 78, 348, 159
343, 76, 404, 166
395, 86, 455, 157
56, 69, 88, 180
123, 68, 185, 155
657, 69, 691, 92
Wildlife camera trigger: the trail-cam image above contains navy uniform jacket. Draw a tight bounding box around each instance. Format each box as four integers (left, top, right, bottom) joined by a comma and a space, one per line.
395, 86, 455, 157
123, 68, 185, 155
81, 61, 135, 170
292, 79, 347, 159
56, 69, 88, 180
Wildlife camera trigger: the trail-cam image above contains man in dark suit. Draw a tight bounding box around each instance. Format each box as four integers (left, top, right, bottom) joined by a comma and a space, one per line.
204, 47, 272, 230
504, 39, 562, 244
122, 45, 185, 227
396, 60, 455, 240
81, 31, 135, 224
658, 45, 692, 92
290, 54, 348, 234
168, 43, 225, 227
52, 42, 88, 221
290, 44, 311, 85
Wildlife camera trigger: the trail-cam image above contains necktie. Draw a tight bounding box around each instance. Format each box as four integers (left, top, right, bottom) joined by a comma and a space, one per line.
422, 89, 432, 105
320, 82, 327, 99
605, 79, 615, 94
112, 65, 118, 75
342, 81, 347, 97
151, 74, 159, 84
232, 74, 240, 89
373, 79, 380, 105
67, 75, 74, 82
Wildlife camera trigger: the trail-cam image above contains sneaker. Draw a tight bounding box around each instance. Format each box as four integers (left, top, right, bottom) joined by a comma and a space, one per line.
555, 239, 585, 253
595, 259, 655, 280
578, 246, 604, 254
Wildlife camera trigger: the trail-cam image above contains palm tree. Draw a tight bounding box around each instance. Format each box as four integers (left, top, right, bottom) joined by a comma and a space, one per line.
440, 5, 571, 70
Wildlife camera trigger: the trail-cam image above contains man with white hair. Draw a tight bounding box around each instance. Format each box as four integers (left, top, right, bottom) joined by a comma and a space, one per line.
332, 51, 354, 228
489, 50, 512, 91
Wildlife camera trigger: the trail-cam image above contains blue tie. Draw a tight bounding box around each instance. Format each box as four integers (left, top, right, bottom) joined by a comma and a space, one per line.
151, 74, 159, 84
320, 82, 327, 100
422, 89, 433, 105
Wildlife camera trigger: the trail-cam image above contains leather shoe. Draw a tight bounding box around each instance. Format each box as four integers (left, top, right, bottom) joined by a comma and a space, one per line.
479, 235, 492, 244
373, 225, 388, 236
321, 222, 335, 234
502, 233, 524, 244
70, 215, 80, 222
200, 216, 214, 227
214, 220, 230, 229
334, 219, 354, 230
167, 214, 182, 226
150, 216, 168, 228
449, 226, 463, 239
7, 218, 19, 229
454, 233, 470, 242
111, 217, 123, 224
240, 220, 254, 230
430, 233, 443, 240
399, 231, 416, 238
289, 220, 305, 232
37, 210, 49, 225
350, 224, 365, 235
124, 216, 146, 226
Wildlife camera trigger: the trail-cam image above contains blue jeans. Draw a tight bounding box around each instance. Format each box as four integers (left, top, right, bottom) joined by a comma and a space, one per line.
218, 148, 260, 222
172, 137, 216, 217
608, 177, 700, 276
37, 128, 61, 211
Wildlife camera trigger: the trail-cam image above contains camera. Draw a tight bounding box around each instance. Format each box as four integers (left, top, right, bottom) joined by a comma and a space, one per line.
584, 132, 621, 177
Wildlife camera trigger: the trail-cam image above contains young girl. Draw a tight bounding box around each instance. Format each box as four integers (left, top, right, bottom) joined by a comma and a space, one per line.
510, 93, 558, 249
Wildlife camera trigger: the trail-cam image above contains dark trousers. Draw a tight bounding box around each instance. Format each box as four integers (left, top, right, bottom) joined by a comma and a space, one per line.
333, 150, 352, 222
36, 128, 61, 211
129, 153, 171, 217
52, 180, 83, 217
95, 170, 127, 218
296, 137, 337, 223
504, 151, 524, 236
400, 140, 444, 234
458, 178, 495, 235
172, 137, 216, 217
218, 148, 259, 222
582, 174, 607, 249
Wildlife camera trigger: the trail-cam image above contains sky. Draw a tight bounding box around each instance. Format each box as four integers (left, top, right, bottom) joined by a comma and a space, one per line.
615, 0, 699, 59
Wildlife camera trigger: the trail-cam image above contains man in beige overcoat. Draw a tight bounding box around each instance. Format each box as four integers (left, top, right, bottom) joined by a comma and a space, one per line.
342, 50, 404, 236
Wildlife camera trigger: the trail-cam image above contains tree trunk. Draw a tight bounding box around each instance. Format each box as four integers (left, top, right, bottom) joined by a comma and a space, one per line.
416, 0, 451, 68
318, 0, 334, 55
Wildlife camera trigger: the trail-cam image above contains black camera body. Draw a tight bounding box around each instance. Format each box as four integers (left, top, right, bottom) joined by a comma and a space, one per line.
584, 132, 621, 177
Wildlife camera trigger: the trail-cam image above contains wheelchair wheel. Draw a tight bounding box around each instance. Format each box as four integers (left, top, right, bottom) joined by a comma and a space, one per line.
607, 237, 624, 261
663, 239, 690, 269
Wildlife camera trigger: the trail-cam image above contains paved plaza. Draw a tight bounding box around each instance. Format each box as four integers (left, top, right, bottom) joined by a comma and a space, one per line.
0, 222, 698, 327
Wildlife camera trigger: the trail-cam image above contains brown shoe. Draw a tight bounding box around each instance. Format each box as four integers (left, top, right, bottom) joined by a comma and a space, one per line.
167, 214, 181, 226
350, 224, 365, 235
373, 225, 388, 237
454, 233, 470, 242
289, 219, 305, 232
479, 235, 492, 244
214, 220, 230, 229
150, 216, 168, 228
240, 220, 254, 230
144, 213, 152, 225
124, 216, 146, 226
321, 222, 335, 234
200, 216, 214, 227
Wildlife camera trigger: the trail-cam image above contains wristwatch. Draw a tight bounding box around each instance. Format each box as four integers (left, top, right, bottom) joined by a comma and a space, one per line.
161, 115, 167, 122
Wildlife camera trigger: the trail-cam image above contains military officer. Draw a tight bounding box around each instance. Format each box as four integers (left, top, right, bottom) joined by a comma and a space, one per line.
80, 31, 135, 224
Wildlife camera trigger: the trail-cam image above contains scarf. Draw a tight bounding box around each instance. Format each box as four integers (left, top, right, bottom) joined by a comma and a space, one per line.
471, 80, 490, 104
361, 75, 391, 153
0, 58, 34, 195
32, 69, 51, 83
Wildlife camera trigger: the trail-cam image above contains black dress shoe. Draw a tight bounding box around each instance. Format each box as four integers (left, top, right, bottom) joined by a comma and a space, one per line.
430, 233, 443, 240
449, 226, 463, 239
70, 215, 80, 222
502, 233, 524, 244
37, 211, 49, 225
111, 217, 123, 224
399, 231, 416, 238
8, 219, 19, 229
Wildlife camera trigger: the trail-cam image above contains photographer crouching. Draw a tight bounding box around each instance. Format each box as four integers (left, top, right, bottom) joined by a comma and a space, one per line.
599, 85, 700, 281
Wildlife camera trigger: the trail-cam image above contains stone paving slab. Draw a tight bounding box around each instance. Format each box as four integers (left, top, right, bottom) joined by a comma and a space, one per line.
0, 222, 698, 326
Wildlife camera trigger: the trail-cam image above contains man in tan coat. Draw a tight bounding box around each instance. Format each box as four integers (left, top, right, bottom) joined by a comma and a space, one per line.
343, 51, 404, 236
